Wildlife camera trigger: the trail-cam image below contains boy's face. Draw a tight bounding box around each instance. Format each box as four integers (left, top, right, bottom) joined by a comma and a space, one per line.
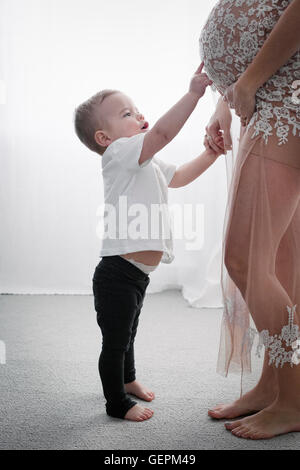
95, 92, 149, 149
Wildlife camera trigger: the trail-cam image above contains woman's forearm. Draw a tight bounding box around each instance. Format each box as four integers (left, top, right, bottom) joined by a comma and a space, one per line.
240, 0, 300, 92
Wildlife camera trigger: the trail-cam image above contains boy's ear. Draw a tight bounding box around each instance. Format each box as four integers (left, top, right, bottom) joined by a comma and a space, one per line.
95, 130, 111, 148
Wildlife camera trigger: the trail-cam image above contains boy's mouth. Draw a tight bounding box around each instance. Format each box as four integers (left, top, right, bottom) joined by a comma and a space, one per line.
141, 122, 149, 130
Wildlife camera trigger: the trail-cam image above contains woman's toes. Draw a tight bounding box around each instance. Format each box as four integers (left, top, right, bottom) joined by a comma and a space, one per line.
242, 429, 253, 439
225, 420, 242, 430
208, 405, 223, 413
208, 408, 221, 417
232, 425, 247, 437
252, 431, 270, 440
208, 405, 229, 418
231, 426, 242, 436
245, 430, 259, 440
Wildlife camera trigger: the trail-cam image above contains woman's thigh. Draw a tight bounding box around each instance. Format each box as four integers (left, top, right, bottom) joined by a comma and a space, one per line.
276, 200, 300, 302
225, 151, 300, 270
241, 122, 300, 170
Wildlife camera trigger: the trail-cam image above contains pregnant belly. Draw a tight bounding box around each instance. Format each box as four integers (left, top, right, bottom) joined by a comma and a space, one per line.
199, 0, 300, 147
199, 0, 292, 94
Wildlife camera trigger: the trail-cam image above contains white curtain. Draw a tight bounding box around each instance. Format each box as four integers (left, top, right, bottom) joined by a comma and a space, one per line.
0, 0, 227, 307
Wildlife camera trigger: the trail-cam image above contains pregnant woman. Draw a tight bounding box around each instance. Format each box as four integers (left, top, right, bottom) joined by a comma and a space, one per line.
199, 0, 300, 439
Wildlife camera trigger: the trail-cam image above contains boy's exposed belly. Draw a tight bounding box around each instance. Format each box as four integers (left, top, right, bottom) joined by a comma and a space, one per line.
120, 250, 163, 266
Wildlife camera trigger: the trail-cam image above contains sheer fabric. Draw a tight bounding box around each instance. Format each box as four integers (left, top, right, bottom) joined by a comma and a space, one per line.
218, 121, 300, 378
199, 0, 300, 382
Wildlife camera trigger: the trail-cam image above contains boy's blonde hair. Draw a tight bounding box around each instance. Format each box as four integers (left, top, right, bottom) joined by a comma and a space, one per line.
74, 89, 119, 155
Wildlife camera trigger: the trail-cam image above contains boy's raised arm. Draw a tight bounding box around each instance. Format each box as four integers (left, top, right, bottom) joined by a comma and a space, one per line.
139, 62, 212, 166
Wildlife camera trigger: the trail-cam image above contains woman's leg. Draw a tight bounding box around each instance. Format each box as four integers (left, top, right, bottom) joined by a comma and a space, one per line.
227, 201, 300, 438
209, 352, 277, 419
209, 153, 300, 427
222, 153, 300, 438
275, 203, 300, 310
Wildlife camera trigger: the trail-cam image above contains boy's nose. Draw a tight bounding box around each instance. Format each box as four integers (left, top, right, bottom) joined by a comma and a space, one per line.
137, 113, 144, 121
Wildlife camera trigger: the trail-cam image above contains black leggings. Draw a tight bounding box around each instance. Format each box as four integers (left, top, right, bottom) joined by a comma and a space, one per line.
92, 255, 150, 418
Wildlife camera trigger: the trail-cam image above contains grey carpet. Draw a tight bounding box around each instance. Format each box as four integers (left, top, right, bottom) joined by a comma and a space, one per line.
0, 292, 298, 450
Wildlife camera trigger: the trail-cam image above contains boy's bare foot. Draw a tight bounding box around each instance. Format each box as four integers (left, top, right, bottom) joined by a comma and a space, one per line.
124, 404, 154, 421
125, 380, 155, 402
208, 386, 278, 419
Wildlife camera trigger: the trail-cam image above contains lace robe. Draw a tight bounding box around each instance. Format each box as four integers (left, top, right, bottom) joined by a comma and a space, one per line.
199, 0, 300, 146
199, 0, 300, 377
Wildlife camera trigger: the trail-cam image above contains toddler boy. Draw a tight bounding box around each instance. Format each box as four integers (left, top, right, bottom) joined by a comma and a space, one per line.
74, 62, 224, 421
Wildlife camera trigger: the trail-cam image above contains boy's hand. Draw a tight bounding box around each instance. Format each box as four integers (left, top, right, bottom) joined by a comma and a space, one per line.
204, 132, 225, 159
189, 62, 213, 98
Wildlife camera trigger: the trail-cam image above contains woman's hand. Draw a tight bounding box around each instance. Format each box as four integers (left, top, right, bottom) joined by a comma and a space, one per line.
223, 77, 256, 127
205, 97, 232, 154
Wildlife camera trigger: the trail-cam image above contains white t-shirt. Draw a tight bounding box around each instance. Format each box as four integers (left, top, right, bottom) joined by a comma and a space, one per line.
98, 133, 177, 264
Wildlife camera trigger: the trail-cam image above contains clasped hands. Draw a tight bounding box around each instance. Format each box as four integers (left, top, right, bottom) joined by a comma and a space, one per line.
205, 75, 258, 155
190, 63, 257, 155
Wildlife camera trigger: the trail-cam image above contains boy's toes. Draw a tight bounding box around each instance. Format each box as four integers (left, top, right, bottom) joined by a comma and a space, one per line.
125, 381, 155, 401
140, 390, 155, 401
124, 404, 153, 421
146, 392, 155, 401
142, 409, 154, 420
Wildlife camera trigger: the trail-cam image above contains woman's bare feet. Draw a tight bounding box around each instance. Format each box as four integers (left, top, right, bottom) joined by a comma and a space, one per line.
124, 404, 154, 421
125, 380, 155, 402
224, 401, 300, 439
208, 386, 278, 419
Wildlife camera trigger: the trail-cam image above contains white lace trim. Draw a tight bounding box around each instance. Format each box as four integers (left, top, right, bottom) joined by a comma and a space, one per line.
248, 94, 300, 145
199, 0, 300, 146
224, 300, 300, 367
256, 304, 300, 367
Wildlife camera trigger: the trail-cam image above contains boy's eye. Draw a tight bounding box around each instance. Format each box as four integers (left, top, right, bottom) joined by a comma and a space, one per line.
124, 112, 131, 117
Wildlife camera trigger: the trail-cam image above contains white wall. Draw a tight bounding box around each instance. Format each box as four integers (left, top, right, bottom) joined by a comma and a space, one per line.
0, 0, 226, 297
